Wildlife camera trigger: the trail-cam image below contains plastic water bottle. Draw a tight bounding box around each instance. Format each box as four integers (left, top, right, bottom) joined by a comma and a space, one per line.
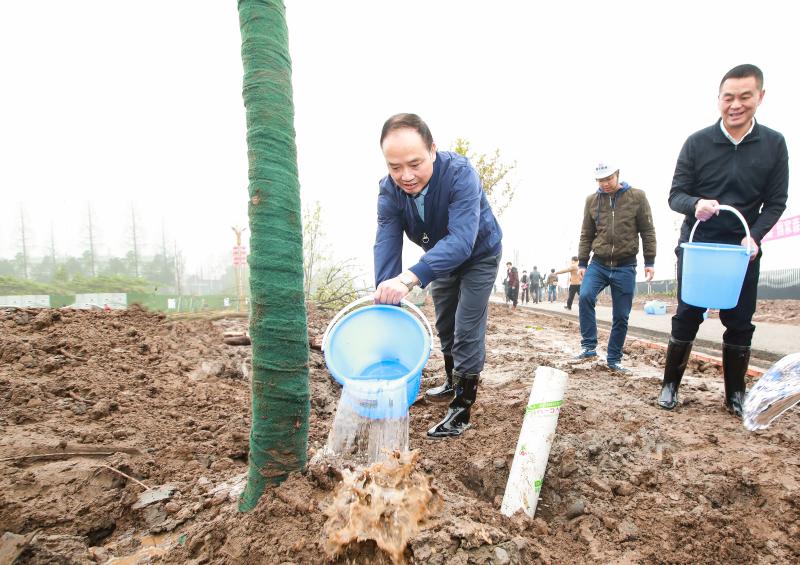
743, 352, 800, 431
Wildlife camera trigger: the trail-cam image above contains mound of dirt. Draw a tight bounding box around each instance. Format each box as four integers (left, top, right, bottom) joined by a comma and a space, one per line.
2, 302, 799, 564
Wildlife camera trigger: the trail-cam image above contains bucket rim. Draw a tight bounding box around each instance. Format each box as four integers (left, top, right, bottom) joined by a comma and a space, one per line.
324, 303, 432, 386
680, 241, 750, 253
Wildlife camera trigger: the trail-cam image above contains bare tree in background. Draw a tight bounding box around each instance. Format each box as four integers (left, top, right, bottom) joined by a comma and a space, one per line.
130, 205, 140, 278
173, 241, 185, 308
302, 200, 324, 298
302, 201, 368, 309
18, 207, 30, 279
453, 138, 517, 217
86, 204, 97, 277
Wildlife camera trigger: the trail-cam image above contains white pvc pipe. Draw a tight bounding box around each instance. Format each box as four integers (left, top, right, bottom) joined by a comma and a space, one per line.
500, 366, 568, 518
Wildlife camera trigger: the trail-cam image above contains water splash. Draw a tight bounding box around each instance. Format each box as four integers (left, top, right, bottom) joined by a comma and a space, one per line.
320, 376, 410, 466
743, 352, 800, 431
323, 450, 439, 564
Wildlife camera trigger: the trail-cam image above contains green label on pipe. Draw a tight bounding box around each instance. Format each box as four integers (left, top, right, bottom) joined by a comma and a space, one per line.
525, 400, 563, 414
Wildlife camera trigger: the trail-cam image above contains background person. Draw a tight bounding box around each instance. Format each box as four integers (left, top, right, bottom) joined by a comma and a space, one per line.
505, 262, 519, 309
555, 256, 581, 310
575, 161, 656, 372
657, 64, 789, 417
529, 266, 544, 303
546, 269, 558, 303
520, 270, 530, 304
373, 113, 503, 438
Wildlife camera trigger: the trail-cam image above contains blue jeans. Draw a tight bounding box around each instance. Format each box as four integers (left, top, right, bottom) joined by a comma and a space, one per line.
578, 262, 636, 364
547, 285, 557, 302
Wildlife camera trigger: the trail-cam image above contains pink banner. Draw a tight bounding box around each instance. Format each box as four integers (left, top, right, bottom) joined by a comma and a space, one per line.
762, 215, 800, 242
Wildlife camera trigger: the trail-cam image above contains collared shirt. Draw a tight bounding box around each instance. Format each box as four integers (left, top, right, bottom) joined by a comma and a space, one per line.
413, 186, 429, 220
720, 118, 756, 146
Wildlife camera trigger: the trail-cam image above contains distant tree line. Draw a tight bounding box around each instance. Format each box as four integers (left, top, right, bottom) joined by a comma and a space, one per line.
0, 251, 175, 286
0, 251, 176, 295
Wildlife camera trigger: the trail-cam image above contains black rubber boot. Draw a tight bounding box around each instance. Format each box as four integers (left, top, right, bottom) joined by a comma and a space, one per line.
658, 338, 693, 410
722, 343, 750, 418
425, 355, 454, 402
427, 371, 478, 438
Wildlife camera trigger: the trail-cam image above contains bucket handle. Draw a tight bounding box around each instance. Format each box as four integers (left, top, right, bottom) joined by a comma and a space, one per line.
320, 295, 435, 352
688, 204, 752, 255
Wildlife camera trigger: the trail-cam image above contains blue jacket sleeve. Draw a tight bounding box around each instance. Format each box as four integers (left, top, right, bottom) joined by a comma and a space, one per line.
408, 165, 481, 286
373, 182, 404, 287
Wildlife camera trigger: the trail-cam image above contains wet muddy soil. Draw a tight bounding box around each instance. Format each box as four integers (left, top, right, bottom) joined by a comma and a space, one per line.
1, 302, 799, 564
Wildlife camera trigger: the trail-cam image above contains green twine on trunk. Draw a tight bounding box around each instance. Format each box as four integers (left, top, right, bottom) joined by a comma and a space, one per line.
237, 0, 309, 513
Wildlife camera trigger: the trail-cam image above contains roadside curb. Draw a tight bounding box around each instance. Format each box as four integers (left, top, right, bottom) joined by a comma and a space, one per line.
507, 300, 772, 377
626, 337, 765, 378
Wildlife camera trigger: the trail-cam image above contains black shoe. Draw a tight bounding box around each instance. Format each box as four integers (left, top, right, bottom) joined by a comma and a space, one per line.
427, 371, 478, 438
658, 338, 693, 410
425, 354, 454, 402
723, 344, 750, 418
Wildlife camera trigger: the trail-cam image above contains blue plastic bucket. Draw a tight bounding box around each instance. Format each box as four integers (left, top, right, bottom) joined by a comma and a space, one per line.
644, 300, 667, 315
680, 205, 752, 310
322, 298, 433, 419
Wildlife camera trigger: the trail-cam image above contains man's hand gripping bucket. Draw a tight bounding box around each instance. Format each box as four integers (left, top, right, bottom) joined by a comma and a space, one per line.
322, 296, 434, 420
680, 204, 753, 310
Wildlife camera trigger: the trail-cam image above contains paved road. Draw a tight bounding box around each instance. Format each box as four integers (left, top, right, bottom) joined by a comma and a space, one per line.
492, 295, 798, 362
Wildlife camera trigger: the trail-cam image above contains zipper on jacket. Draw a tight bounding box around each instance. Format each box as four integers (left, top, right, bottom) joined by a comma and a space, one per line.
609, 194, 616, 267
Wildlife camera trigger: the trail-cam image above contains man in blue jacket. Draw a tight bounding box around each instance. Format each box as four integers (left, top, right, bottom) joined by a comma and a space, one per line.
374, 113, 503, 438
657, 64, 789, 417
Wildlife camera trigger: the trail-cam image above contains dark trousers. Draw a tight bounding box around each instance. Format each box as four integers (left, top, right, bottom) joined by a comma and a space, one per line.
430, 253, 501, 374
521, 287, 529, 303
672, 246, 761, 347
566, 284, 580, 309
532, 286, 541, 303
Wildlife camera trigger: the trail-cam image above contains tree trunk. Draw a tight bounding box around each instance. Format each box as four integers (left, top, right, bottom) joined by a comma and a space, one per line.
237, 0, 310, 513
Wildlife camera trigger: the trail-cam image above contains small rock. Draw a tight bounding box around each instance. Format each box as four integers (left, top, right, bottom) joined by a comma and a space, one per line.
601, 514, 618, 530
532, 518, 549, 536
142, 504, 168, 528
27, 397, 44, 407
210, 490, 229, 506
89, 399, 113, 420
493, 546, 510, 564
559, 449, 578, 478
588, 477, 612, 493
493, 458, 506, 470
88, 546, 109, 563
617, 519, 638, 541
578, 522, 594, 544
565, 500, 586, 519
113, 430, 128, 439
165, 502, 181, 514
210, 458, 234, 471
587, 444, 602, 457
197, 476, 212, 492
612, 481, 635, 496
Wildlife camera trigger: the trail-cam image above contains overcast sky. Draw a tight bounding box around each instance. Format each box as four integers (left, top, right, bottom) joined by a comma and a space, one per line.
1, 0, 797, 284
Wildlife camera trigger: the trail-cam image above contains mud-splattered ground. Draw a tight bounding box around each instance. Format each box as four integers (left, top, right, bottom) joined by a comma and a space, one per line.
1, 301, 799, 564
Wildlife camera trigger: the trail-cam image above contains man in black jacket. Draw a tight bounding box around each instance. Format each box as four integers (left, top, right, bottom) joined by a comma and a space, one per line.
658, 64, 789, 417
